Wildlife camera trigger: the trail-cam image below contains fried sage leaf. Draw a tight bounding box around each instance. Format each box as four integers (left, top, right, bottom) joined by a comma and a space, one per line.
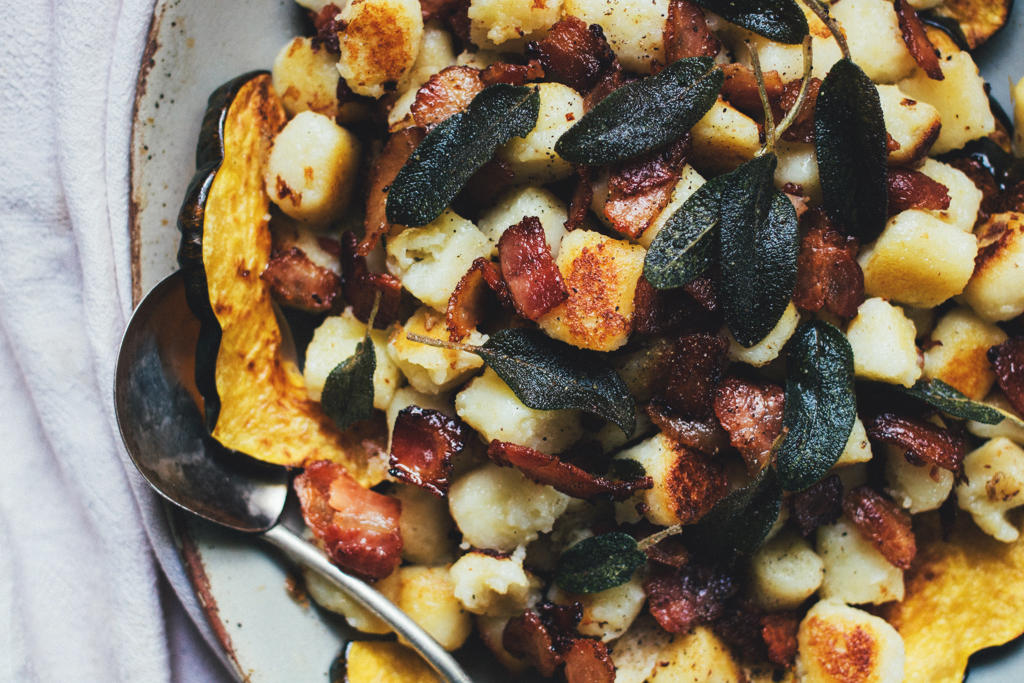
555, 532, 648, 594
718, 153, 800, 348
408, 328, 636, 434
554, 57, 724, 165
693, 0, 809, 44
893, 378, 1024, 429
776, 320, 857, 491
689, 466, 784, 558
386, 84, 540, 227
815, 58, 889, 242
644, 175, 727, 290
321, 334, 377, 432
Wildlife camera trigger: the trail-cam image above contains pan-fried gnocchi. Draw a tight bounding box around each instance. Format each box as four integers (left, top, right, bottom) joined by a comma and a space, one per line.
240, 0, 1024, 678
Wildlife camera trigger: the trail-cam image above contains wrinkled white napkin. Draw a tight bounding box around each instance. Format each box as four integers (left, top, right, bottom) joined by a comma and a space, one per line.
0, 0, 231, 681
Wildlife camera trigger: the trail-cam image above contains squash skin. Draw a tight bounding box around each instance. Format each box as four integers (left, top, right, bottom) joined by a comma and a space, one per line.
176, 72, 388, 483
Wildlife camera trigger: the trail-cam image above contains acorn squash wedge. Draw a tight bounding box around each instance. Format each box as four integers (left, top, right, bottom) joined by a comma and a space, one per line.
177, 72, 387, 485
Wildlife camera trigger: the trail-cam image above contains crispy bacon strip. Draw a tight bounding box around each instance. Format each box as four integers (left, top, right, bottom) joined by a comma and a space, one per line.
657, 334, 729, 420
864, 413, 967, 473
565, 166, 593, 232
584, 62, 626, 110
313, 5, 342, 53
525, 17, 617, 93
793, 210, 865, 319
411, 66, 485, 130
446, 0, 473, 45
261, 247, 340, 313
988, 337, 1024, 415
641, 528, 691, 568
340, 232, 402, 328
488, 440, 653, 502
503, 603, 583, 677
294, 461, 403, 581
715, 598, 768, 663
453, 157, 516, 217
446, 257, 508, 340
664, 0, 720, 62
564, 639, 615, 683
604, 136, 691, 239
761, 613, 801, 668
632, 277, 719, 336
843, 486, 917, 570
713, 377, 785, 475
771, 77, 822, 143
498, 216, 569, 320
721, 63, 784, 118
645, 404, 730, 456
895, 0, 944, 81
685, 274, 718, 311
389, 407, 468, 497
888, 167, 951, 215
480, 59, 545, 86
419, 0, 460, 22
645, 562, 738, 634
789, 474, 844, 537
360, 127, 425, 256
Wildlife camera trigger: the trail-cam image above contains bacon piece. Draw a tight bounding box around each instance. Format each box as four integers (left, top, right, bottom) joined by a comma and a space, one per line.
720, 63, 784, 118
488, 440, 654, 502
789, 474, 844, 537
888, 167, 951, 215
411, 66, 485, 130
480, 59, 545, 86
360, 127, 425, 255
793, 210, 865, 319
584, 62, 626, 110
525, 17, 617, 93
771, 77, 822, 144
420, 0, 460, 22
313, 4, 342, 53
715, 598, 768, 662
446, 257, 507, 340
864, 413, 967, 474
642, 531, 690, 568
261, 247, 340, 313
317, 236, 342, 257
497, 216, 569, 320
656, 334, 729, 420
664, 0, 720, 62
341, 232, 402, 328
645, 404, 730, 456
565, 166, 593, 232
645, 562, 738, 634
632, 277, 719, 336
389, 407, 468, 497
453, 157, 516, 217
604, 136, 692, 239
685, 274, 718, 311
761, 612, 801, 668
564, 639, 615, 683
713, 377, 785, 475
503, 602, 583, 677
843, 486, 917, 570
988, 338, 1024, 415
294, 461, 402, 581
895, 0, 944, 81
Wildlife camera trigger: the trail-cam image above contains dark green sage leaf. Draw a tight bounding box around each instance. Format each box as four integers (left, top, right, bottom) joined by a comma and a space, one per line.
693, 0, 809, 44
644, 175, 727, 290
609, 458, 647, 481
321, 334, 377, 431
386, 84, 540, 227
690, 466, 783, 558
555, 532, 647, 594
893, 378, 1024, 428
554, 58, 724, 165
776, 321, 857, 491
815, 59, 889, 242
718, 154, 799, 348
474, 329, 636, 435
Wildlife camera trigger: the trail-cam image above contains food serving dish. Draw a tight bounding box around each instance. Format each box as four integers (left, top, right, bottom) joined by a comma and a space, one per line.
130, 0, 1024, 680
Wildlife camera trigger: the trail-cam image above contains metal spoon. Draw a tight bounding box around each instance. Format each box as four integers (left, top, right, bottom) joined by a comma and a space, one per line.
113, 271, 472, 683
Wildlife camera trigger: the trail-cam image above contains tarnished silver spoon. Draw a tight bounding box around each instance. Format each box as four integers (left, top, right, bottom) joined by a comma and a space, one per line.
113, 270, 472, 683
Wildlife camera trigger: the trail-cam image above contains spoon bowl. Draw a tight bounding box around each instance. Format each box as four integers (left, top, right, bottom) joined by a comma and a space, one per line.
114, 271, 472, 683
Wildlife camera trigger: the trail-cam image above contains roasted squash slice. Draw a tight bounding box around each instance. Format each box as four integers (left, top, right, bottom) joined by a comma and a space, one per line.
177, 72, 388, 484
928, 0, 1011, 49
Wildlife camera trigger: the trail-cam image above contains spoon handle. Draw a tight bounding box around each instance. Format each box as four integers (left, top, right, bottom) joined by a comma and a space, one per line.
260, 524, 474, 683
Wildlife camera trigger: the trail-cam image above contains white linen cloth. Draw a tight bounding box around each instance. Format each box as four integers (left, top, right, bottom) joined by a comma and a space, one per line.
0, 0, 232, 681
